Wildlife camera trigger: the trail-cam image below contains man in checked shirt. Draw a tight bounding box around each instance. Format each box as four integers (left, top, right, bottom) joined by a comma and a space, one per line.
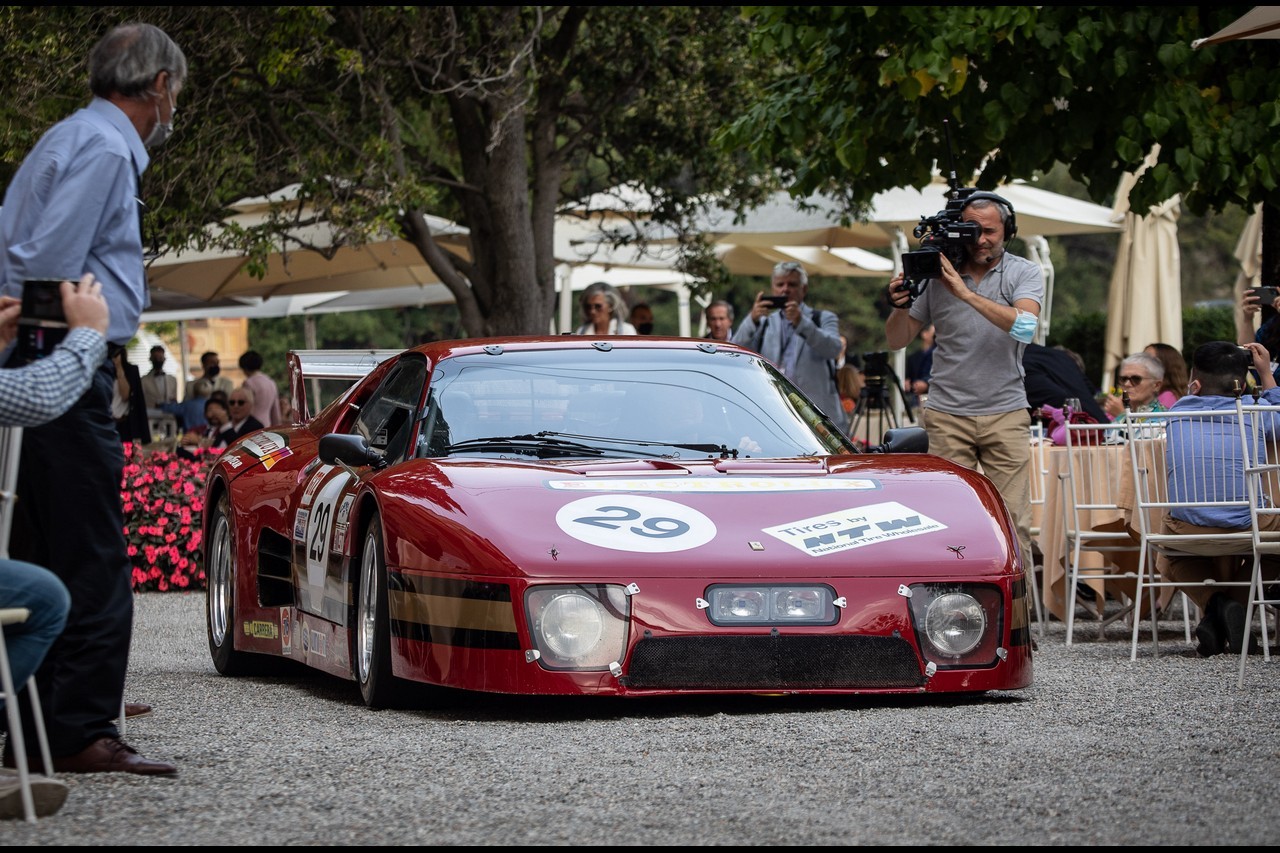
0, 275, 107, 818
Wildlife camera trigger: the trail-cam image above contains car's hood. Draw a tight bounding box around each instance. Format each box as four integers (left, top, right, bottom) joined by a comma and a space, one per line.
375, 455, 1015, 581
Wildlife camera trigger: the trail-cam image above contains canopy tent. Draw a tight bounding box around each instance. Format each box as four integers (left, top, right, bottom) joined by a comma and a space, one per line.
1192, 6, 1280, 47
1102, 148, 1183, 387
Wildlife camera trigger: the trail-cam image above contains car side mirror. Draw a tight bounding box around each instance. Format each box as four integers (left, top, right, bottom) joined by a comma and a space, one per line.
319, 433, 385, 468
870, 426, 929, 454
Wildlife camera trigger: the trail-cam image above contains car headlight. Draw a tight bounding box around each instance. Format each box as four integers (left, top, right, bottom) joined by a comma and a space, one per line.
526, 584, 629, 670
706, 584, 837, 626
924, 592, 986, 656
907, 583, 1002, 666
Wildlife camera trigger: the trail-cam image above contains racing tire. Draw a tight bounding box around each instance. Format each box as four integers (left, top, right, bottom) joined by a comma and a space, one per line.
355, 513, 402, 709
206, 492, 291, 676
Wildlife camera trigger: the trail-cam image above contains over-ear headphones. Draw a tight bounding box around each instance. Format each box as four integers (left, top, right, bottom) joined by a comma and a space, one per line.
961, 191, 1017, 242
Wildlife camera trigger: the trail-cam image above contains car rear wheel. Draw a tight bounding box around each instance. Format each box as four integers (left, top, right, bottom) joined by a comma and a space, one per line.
356, 513, 399, 708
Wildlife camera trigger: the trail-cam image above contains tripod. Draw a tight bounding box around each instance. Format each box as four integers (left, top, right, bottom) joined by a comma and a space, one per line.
848, 359, 914, 446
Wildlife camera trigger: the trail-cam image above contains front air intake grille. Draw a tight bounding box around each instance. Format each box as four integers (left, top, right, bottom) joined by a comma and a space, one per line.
623, 635, 925, 690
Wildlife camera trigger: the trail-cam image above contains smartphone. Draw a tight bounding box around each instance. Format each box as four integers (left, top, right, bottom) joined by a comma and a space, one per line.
761, 294, 788, 309
16, 279, 69, 363
21, 279, 66, 323
1253, 286, 1280, 307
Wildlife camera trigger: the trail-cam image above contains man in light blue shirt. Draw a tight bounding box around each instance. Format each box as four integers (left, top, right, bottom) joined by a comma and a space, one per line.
1161, 340, 1280, 656
0, 23, 185, 778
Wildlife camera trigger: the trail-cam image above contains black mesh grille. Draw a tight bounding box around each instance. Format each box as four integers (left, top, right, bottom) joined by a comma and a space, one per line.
623, 635, 925, 690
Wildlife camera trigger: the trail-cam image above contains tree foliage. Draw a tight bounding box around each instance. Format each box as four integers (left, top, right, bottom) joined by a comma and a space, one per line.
721, 7, 1278, 217
0, 7, 772, 336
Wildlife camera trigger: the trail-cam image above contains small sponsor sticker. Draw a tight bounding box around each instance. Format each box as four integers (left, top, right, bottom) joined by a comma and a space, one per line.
293, 509, 309, 542
225, 453, 243, 469
763, 500, 947, 557
242, 620, 280, 640
280, 608, 292, 654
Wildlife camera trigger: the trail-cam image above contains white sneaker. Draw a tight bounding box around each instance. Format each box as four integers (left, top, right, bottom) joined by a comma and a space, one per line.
0, 768, 69, 819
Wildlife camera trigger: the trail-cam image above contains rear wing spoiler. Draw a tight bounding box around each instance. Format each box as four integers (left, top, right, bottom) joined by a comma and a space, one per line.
287, 349, 401, 423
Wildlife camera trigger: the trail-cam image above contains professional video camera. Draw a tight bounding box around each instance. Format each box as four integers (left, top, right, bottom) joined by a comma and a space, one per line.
896, 121, 1017, 306
899, 185, 983, 285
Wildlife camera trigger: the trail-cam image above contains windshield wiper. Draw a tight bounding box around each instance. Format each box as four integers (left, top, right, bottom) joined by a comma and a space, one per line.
444, 435, 608, 459
532, 430, 739, 459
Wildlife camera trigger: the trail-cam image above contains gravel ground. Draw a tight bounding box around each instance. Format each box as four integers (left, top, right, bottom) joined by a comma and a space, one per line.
3, 591, 1278, 846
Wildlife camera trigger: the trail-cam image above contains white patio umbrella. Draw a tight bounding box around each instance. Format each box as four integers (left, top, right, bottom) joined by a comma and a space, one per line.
1232, 203, 1264, 345
1192, 6, 1280, 48
145, 184, 470, 302
1102, 148, 1183, 387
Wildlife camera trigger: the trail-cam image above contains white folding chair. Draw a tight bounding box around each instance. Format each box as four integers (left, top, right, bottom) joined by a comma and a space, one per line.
1126, 408, 1256, 660
0, 425, 56, 822
1237, 401, 1280, 685
1025, 424, 1048, 635
1061, 419, 1143, 645
0, 607, 56, 823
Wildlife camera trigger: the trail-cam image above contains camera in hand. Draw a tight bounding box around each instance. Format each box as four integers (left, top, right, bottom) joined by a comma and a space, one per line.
761, 294, 788, 309
899, 185, 984, 302
16, 279, 69, 363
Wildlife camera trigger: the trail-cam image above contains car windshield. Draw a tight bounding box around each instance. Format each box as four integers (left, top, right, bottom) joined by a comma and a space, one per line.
416, 346, 854, 459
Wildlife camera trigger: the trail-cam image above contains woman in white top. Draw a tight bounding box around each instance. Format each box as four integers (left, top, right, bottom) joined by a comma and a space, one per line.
572, 282, 636, 335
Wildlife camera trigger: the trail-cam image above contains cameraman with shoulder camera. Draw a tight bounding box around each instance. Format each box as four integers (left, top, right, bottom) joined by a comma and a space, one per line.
883, 194, 1044, 576
732, 260, 846, 433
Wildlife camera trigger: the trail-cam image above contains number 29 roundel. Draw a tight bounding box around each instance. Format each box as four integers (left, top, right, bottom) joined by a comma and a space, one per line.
300, 466, 354, 606
554, 495, 716, 553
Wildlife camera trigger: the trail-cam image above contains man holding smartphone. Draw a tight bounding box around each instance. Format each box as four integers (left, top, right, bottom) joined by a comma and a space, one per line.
0, 23, 186, 777
731, 260, 847, 433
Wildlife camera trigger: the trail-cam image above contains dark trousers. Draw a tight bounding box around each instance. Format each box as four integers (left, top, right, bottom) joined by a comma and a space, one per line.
8, 360, 132, 754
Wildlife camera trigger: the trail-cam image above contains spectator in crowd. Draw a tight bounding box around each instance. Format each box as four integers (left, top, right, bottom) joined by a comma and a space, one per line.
0, 274, 107, 817
630, 302, 655, 335
1144, 342, 1189, 410
139, 344, 176, 412
704, 300, 734, 342
178, 396, 234, 457
884, 192, 1043, 573
238, 349, 281, 427
732, 261, 846, 433
226, 386, 266, 441
573, 282, 636, 336
1160, 341, 1280, 656
162, 377, 211, 432
111, 348, 150, 445
1102, 352, 1167, 421
903, 323, 935, 408
1023, 342, 1108, 423
0, 23, 185, 777
185, 349, 235, 399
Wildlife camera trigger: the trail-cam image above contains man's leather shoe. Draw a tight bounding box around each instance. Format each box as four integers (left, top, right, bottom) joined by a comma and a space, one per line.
124, 702, 153, 720
1221, 597, 1247, 655
51, 737, 177, 776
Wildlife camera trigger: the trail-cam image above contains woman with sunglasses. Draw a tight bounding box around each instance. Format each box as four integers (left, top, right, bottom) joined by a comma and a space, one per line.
1103, 352, 1167, 421
572, 282, 636, 336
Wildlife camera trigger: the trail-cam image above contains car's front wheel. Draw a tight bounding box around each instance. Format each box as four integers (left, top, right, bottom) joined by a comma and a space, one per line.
356, 512, 400, 708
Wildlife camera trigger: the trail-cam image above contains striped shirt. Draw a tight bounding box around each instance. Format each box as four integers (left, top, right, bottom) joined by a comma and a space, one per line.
0, 327, 106, 426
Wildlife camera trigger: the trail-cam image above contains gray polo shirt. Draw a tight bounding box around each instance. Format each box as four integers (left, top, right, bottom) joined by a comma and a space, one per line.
908, 252, 1044, 416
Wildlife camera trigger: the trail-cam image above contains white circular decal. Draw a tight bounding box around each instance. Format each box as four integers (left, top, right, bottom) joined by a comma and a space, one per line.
555, 495, 716, 553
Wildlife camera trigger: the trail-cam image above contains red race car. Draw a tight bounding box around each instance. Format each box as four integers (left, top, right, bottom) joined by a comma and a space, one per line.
204, 336, 1032, 707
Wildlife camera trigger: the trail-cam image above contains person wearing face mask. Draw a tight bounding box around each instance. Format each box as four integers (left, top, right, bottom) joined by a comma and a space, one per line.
185, 350, 235, 399
0, 22, 186, 777
140, 344, 177, 412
